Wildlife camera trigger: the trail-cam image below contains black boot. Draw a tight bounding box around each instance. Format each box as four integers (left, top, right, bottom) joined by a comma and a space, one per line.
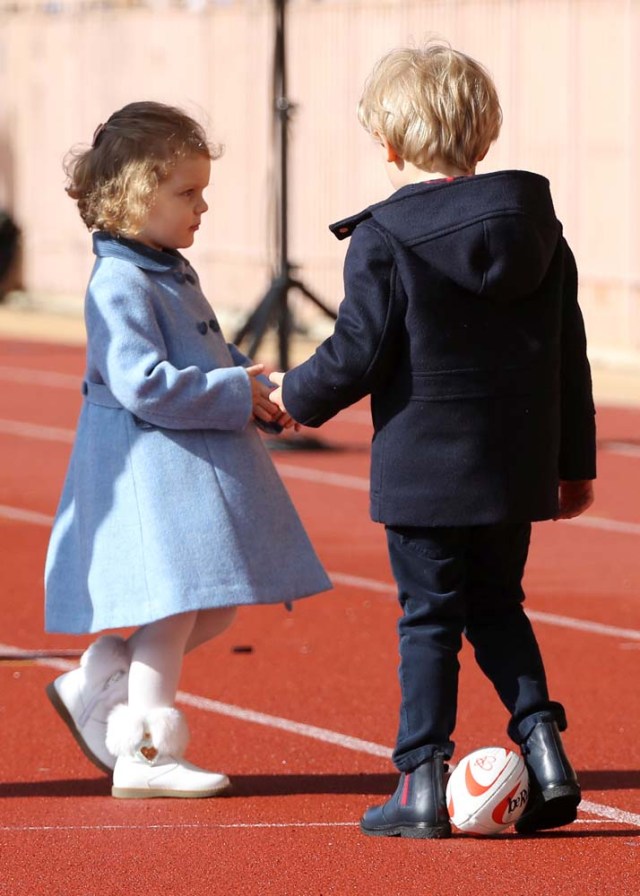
515, 720, 581, 833
360, 753, 451, 839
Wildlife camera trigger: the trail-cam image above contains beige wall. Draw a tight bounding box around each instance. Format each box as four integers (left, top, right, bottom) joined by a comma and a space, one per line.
1, 0, 639, 370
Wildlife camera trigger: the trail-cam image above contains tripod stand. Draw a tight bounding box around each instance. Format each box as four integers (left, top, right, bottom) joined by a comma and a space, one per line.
234, 0, 337, 371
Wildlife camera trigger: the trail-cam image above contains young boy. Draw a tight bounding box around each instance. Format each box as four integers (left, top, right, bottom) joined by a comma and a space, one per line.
269, 44, 596, 838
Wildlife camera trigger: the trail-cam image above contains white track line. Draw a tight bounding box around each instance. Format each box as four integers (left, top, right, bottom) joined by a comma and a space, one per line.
1, 414, 639, 537
1, 376, 639, 830
0, 647, 391, 761
0, 505, 57, 526
564, 514, 640, 536
328, 572, 640, 642
277, 466, 640, 537
599, 441, 640, 459
276, 463, 369, 492
0, 822, 357, 832
2, 364, 640, 453
0, 818, 626, 833
579, 801, 640, 827
0, 418, 74, 443
0, 366, 80, 390
178, 691, 392, 758
2, 644, 639, 830
0, 508, 639, 644
522, 609, 640, 641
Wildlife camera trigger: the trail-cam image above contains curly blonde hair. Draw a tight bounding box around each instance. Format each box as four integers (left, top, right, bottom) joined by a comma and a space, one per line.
358, 44, 502, 172
65, 101, 222, 236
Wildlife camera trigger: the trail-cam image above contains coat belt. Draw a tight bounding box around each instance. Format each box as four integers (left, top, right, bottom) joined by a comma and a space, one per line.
82, 380, 124, 409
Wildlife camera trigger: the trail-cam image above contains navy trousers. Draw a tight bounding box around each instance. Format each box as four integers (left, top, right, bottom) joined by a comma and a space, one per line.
386, 522, 563, 772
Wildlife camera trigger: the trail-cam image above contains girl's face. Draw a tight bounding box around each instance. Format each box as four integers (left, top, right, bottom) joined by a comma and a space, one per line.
136, 153, 211, 252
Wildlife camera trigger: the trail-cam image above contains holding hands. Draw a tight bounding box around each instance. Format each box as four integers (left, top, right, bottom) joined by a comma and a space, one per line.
267, 371, 286, 414
246, 366, 297, 430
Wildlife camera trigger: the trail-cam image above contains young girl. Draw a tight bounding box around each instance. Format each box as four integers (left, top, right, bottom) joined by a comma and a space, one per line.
44, 101, 331, 799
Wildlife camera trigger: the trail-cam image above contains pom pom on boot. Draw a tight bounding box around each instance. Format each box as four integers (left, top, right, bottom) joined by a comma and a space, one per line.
106, 705, 230, 799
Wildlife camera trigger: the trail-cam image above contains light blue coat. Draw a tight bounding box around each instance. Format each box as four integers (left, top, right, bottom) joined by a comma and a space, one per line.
45, 233, 331, 634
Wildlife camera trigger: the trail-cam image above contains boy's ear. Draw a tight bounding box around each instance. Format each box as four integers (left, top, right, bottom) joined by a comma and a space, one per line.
381, 135, 400, 164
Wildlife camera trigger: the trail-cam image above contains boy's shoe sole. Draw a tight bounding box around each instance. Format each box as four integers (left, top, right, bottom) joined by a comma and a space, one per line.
45, 680, 113, 775
515, 784, 580, 833
360, 820, 451, 839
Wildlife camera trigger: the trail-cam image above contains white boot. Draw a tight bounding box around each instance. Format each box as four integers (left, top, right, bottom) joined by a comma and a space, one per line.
45, 635, 129, 773
106, 704, 230, 799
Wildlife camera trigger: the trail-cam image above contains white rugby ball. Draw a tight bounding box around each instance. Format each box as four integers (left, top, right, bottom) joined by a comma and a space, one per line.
446, 746, 529, 835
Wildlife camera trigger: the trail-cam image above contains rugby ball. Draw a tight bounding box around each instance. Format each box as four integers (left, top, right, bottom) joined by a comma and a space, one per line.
446, 746, 529, 835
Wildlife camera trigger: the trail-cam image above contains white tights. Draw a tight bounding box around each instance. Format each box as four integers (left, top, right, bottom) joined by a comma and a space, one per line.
125, 606, 237, 713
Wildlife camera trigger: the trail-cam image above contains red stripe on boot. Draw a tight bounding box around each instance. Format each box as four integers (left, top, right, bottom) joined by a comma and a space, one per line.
400, 773, 411, 807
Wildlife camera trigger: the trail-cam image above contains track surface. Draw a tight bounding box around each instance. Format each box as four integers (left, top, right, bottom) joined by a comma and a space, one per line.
0, 337, 639, 895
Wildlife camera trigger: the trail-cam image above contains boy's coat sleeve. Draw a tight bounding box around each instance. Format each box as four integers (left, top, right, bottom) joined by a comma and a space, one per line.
282, 224, 400, 426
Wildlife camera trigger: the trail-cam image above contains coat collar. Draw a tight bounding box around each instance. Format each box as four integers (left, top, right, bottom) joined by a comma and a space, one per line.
328, 170, 560, 301
92, 232, 190, 273
328, 170, 553, 241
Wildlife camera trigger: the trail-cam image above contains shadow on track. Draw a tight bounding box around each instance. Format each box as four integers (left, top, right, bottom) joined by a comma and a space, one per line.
0, 778, 109, 798
577, 769, 640, 791
214, 772, 398, 797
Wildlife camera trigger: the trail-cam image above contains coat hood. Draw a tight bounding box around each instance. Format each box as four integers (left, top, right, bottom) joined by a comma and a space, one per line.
330, 170, 562, 301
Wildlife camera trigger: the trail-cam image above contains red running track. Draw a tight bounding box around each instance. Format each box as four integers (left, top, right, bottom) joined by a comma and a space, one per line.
0, 337, 639, 895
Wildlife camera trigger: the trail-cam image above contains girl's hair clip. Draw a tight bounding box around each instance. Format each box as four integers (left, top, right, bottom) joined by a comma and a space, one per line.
92, 122, 107, 148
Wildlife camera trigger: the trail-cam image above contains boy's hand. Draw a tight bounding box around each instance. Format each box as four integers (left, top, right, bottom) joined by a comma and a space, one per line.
554, 479, 594, 520
268, 371, 286, 413
267, 371, 300, 431
246, 364, 280, 424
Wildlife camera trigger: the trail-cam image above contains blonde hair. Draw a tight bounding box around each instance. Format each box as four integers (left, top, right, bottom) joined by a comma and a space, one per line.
358, 44, 502, 172
65, 101, 222, 236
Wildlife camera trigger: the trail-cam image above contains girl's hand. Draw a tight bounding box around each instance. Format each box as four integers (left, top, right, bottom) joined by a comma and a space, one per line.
246, 364, 280, 423
277, 411, 300, 431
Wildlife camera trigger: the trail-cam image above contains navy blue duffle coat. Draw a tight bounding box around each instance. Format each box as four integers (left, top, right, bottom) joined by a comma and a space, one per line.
282, 170, 596, 526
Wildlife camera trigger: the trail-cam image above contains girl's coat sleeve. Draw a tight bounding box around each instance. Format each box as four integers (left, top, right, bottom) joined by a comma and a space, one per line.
86, 260, 253, 431
227, 343, 253, 369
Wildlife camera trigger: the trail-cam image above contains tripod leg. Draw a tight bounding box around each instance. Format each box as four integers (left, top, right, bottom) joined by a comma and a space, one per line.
234, 277, 287, 357
289, 277, 337, 320
234, 304, 263, 345
276, 291, 291, 370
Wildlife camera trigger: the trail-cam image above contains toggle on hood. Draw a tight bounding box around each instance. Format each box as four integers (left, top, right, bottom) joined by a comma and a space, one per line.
330, 170, 562, 302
